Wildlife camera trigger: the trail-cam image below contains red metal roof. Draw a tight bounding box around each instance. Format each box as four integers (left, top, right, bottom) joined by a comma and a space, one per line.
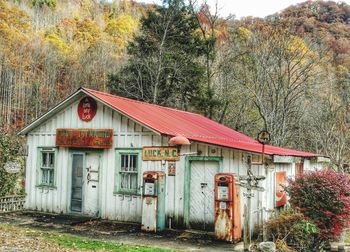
83, 87, 319, 157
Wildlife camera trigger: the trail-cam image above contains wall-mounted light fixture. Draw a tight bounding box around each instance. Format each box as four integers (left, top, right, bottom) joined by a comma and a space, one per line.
168, 135, 198, 156
168, 135, 190, 146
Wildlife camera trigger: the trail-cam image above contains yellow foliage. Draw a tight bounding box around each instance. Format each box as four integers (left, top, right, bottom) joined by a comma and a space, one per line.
0, 0, 31, 42
237, 27, 252, 40
74, 19, 102, 45
44, 32, 69, 53
0, 0, 32, 67
287, 36, 309, 56
105, 14, 138, 39
336, 65, 348, 76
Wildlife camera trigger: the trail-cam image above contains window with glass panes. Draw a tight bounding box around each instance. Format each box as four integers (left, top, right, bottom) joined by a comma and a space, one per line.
40, 150, 55, 186
116, 150, 141, 194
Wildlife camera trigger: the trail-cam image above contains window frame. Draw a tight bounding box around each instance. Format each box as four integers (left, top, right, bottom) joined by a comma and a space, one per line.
37, 147, 57, 188
115, 148, 142, 195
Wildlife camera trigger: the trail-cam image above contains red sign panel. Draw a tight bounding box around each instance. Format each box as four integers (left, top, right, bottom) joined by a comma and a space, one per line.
56, 129, 113, 149
275, 171, 287, 208
78, 96, 97, 122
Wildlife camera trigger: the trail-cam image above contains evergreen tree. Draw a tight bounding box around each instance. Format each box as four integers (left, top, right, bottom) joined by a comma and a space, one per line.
108, 0, 205, 110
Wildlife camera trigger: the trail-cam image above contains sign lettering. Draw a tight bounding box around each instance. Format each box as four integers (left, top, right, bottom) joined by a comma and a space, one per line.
56, 129, 113, 149
142, 147, 179, 161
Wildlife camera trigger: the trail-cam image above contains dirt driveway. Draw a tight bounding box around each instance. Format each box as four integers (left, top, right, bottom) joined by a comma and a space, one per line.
0, 212, 243, 251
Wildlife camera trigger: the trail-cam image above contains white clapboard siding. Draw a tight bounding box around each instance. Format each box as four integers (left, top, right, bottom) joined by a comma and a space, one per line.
25, 95, 327, 231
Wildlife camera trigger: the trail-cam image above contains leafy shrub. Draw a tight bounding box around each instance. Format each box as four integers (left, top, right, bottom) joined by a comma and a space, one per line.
0, 131, 21, 196
265, 209, 319, 251
287, 170, 350, 242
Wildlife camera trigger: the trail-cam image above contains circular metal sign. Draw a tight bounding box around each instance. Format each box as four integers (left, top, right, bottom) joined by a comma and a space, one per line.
78, 96, 97, 122
257, 130, 271, 144
4, 160, 22, 174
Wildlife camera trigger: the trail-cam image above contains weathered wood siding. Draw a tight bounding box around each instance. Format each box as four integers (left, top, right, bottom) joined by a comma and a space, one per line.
25, 95, 327, 230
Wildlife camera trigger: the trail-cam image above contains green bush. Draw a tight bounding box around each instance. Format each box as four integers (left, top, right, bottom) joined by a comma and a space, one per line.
265, 209, 320, 251
0, 130, 22, 196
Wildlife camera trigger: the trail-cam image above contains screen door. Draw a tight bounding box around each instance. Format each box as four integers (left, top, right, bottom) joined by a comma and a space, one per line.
71, 153, 84, 212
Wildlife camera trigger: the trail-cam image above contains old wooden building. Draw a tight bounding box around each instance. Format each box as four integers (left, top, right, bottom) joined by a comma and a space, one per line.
19, 87, 328, 231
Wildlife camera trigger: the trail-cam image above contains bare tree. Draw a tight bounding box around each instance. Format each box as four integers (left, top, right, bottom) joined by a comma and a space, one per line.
227, 26, 321, 146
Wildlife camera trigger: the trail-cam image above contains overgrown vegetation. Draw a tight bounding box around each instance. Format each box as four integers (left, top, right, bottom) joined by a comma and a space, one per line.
264, 210, 320, 251
0, 130, 22, 196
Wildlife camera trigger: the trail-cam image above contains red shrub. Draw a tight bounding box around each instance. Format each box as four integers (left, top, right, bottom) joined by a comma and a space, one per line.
287, 170, 350, 241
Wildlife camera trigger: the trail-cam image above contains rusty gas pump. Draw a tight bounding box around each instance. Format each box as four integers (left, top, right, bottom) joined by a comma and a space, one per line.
141, 171, 166, 232
214, 173, 241, 242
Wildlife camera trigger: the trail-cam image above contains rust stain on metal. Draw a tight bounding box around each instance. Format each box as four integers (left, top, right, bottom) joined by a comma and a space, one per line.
214, 173, 241, 243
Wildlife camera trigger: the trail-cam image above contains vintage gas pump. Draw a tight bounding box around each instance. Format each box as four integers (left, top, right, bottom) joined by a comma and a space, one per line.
214, 173, 241, 242
141, 171, 166, 232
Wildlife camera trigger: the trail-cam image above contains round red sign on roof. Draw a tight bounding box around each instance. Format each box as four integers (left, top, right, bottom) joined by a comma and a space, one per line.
78, 96, 97, 122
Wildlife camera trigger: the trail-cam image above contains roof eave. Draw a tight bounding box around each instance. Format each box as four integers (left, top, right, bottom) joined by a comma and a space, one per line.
17, 88, 85, 135
18, 87, 161, 136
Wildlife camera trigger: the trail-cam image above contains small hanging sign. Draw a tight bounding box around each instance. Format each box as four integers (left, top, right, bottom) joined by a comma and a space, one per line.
4, 160, 22, 174
168, 162, 176, 176
78, 96, 97, 122
142, 147, 179, 161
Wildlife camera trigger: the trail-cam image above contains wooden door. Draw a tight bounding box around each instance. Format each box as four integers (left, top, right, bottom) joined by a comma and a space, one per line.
189, 161, 219, 231
83, 152, 100, 217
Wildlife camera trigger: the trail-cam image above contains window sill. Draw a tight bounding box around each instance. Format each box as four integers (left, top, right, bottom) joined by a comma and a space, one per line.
36, 185, 57, 189
113, 191, 140, 196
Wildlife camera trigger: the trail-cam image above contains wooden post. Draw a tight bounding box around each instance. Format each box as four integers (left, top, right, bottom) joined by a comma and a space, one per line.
243, 204, 249, 251
243, 156, 252, 251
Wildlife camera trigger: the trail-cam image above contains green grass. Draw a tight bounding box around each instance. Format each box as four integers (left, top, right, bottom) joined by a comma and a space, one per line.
43, 232, 171, 251
0, 224, 173, 251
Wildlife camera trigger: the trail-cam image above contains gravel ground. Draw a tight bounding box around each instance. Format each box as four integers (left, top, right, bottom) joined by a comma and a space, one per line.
0, 225, 75, 252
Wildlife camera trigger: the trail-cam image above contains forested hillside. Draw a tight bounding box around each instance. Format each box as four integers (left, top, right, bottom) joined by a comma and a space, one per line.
0, 0, 349, 169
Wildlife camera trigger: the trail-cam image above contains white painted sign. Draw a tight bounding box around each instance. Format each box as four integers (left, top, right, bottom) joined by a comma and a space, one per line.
217, 186, 229, 200
144, 183, 155, 195
4, 160, 21, 173
273, 155, 295, 163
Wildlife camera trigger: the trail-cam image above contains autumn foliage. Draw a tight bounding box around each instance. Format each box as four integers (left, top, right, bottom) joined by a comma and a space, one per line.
287, 170, 350, 241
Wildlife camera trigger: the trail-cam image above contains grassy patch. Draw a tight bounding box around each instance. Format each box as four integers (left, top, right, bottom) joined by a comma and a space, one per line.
0, 224, 173, 251
44, 232, 171, 251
